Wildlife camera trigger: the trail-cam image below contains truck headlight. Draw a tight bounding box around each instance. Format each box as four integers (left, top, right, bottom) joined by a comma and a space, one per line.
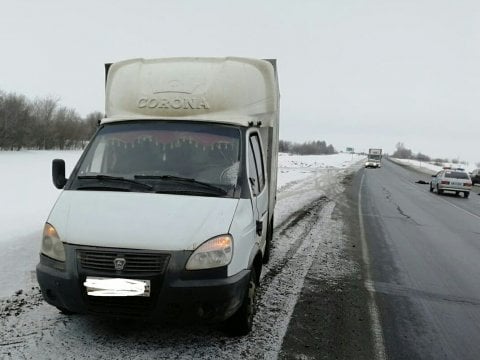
41, 223, 66, 262
185, 235, 233, 270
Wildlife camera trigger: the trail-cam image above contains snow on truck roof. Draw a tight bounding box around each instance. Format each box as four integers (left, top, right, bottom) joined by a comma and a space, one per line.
103, 57, 279, 127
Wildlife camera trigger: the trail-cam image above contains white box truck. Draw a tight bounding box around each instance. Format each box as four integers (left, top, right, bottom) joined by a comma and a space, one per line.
36, 57, 279, 335
365, 148, 382, 168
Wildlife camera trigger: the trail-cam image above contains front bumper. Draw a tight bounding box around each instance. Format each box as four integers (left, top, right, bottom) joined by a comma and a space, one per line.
36, 244, 250, 322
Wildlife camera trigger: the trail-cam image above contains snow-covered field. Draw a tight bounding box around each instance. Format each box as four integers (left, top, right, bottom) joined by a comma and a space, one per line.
0, 150, 364, 248
277, 152, 364, 188
0, 150, 364, 359
0, 150, 81, 245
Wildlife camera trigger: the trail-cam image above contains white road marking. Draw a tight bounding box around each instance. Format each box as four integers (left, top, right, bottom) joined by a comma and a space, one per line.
359, 172, 387, 360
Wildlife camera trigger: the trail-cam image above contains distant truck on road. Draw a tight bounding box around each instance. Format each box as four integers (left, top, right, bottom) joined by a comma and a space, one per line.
365, 148, 382, 168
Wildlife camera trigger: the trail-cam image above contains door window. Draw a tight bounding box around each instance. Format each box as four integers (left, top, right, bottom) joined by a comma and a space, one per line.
249, 134, 265, 192
248, 140, 260, 195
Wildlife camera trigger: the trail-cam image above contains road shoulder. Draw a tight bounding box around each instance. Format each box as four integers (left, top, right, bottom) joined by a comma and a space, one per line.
279, 170, 375, 359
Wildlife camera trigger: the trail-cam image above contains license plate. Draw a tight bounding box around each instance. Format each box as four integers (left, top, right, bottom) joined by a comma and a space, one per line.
84, 277, 151, 297
452, 182, 462, 186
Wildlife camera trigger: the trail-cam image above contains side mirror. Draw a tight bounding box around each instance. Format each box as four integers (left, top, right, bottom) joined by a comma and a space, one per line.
52, 159, 67, 189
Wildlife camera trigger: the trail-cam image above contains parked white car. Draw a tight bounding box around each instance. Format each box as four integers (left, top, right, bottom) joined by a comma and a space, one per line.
430, 168, 472, 198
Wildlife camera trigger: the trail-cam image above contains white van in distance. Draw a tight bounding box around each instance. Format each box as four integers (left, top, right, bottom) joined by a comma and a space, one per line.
36, 57, 279, 335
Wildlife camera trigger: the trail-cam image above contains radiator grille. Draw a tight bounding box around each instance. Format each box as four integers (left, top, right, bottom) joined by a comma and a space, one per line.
78, 250, 170, 274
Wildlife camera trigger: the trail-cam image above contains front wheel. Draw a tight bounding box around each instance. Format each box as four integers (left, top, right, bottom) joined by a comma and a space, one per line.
429, 183, 433, 192
225, 269, 257, 336
464, 192, 470, 198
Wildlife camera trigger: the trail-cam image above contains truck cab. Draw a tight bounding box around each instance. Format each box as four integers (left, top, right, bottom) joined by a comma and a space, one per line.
365, 148, 382, 168
36, 57, 279, 335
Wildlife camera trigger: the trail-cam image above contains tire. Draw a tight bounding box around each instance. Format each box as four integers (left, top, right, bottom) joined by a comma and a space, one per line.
437, 185, 443, 195
464, 192, 470, 198
225, 269, 257, 336
263, 214, 274, 264
455, 191, 459, 196
429, 183, 433, 192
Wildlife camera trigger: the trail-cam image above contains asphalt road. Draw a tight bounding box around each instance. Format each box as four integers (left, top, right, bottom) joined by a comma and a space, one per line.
360, 159, 480, 360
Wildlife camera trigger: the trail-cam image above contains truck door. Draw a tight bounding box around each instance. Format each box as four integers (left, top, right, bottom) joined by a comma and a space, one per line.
247, 132, 268, 249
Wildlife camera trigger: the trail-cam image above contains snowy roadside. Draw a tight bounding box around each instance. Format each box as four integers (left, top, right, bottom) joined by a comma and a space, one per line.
390, 157, 475, 175
1, 151, 364, 360
277, 152, 364, 189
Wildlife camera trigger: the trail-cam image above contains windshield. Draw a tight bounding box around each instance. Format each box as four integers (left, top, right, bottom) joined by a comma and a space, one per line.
444, 171, 469, 179
368, 155, 381, 161
73, 121, 241, 197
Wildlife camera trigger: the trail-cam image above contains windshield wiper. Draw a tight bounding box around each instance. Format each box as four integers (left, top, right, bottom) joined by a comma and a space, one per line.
134, 175, 227, 195
78, 174, 153, 190
76, 185, 131, 192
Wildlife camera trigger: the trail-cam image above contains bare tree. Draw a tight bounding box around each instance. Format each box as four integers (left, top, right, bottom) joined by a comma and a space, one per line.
0, 93, 33, 150
83, 111, 103, 139
31, 96, 59, 149
0, 88, 103, 150
392, 142, 413, 159
279, 140, 291, 153
278, 139, 336, 155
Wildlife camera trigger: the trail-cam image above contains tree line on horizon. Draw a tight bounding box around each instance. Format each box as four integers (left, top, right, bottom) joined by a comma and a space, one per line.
392, 142, 436, 162
1, 88, 337, 156
0, 90, 102, 151
392, 142, 478, 167
279, 140, 336, 155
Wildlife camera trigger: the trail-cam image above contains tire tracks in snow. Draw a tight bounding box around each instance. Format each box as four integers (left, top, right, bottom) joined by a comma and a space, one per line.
261, 195, 329, 285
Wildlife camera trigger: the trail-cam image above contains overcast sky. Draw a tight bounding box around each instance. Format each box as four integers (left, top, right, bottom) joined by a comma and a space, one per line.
1, 0, 478, 164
